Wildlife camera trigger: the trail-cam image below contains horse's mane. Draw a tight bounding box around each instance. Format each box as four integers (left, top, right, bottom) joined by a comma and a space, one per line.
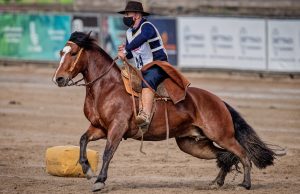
69, 31, 113, 62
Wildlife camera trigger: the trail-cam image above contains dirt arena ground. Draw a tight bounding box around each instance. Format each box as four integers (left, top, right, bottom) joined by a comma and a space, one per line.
0, 64, 299, 194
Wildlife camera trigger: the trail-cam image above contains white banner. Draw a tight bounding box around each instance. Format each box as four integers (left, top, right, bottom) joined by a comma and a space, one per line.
178, 17, 267, 70
268, 20, 300, 72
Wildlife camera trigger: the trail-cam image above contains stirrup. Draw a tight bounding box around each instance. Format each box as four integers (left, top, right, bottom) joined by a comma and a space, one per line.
135, 110, 150, 127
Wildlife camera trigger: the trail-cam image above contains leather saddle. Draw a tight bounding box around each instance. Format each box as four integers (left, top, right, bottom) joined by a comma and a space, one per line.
120, 65, 170, 98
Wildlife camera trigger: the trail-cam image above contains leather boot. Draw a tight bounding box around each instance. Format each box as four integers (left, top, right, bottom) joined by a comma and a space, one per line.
136, 88, 154, 126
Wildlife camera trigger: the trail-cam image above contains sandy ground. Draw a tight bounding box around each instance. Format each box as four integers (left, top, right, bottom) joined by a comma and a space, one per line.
0, 64, 299, 194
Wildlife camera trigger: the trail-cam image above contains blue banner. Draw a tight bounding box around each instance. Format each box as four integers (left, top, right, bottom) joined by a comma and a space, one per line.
148, 17, 177, 66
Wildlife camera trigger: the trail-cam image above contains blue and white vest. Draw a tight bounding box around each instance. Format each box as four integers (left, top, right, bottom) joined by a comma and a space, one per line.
126, 22, 167, 69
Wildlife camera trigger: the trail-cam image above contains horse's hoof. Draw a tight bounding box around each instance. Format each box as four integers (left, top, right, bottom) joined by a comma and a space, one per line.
209, 184, 220, 189
92, 182, 105, 192
209, 181, 221, 189
86, 168, 94, 180
209, 178, 224, 188
238, 182, 251, 190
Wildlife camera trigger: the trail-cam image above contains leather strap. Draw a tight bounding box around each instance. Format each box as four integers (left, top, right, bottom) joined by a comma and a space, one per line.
69, 48, 84, 72
164, 100, 170, 160
126, 64, 138, 118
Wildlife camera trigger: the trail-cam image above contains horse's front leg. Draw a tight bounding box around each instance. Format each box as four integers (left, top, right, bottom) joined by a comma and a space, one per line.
93, 121, 127, 192
79, 124, 106, 179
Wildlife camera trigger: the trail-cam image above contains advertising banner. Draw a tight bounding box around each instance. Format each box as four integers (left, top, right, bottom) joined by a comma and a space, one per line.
268, 20, 300, 72
178, 17, 267, 70
148, 17, 177, 66
101, 16, 177, 65
72, 14, 100, 42
0, 13, 71, 61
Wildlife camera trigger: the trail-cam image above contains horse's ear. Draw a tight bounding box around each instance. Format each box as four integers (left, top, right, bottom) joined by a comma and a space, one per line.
86, 31, 92, 38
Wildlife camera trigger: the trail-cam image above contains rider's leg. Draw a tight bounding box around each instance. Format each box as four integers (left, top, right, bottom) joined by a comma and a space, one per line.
136, 88, 154, 126
136, 66, 167, 126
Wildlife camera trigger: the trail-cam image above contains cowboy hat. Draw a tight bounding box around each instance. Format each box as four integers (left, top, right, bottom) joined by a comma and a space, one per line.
118, 1, 150, 16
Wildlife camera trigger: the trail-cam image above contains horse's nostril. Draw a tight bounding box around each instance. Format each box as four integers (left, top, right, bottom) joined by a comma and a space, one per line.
56, 77, 64, 83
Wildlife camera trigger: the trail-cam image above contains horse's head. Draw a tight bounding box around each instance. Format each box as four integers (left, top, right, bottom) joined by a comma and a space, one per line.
53, 31, 92, 87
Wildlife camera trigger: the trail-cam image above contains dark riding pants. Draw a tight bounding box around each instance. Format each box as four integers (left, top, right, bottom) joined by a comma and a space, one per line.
141, 65, 168, 91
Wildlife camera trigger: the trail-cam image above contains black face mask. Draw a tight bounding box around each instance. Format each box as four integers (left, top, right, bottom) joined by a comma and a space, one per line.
123, 16, 134, 27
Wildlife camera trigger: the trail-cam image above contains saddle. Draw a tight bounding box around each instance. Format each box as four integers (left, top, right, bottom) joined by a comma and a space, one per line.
120, 65, 170, 99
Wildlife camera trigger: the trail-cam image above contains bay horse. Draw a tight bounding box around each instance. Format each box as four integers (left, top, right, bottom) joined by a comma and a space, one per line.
53, 32, 276, 192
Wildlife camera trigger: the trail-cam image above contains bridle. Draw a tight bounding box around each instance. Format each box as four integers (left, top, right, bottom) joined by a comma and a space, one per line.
62, 41, 118, 87
67, 41, 84, 73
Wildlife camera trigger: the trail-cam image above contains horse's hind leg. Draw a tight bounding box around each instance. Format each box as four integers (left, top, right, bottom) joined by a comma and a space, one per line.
176, 133, 251, 189
176, 137, 230, 187
79, 125, 106, 179
199, 107, 252, 189
176, 137, 222, 159
212, 151, 238, 187
217, 138, 252, 189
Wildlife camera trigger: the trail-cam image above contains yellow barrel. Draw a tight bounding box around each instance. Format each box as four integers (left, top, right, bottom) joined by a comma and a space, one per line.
45, 145, 99, 177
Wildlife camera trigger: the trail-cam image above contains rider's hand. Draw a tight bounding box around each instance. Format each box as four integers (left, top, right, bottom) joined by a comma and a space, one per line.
118, 50, 126, 61
118, 43, 125, 51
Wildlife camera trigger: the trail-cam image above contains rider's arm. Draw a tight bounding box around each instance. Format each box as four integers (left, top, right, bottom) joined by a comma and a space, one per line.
125, 23, 156, 53
125, 39, 133, 59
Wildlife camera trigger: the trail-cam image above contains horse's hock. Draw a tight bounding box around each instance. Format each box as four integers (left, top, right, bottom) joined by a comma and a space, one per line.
45, 146, 99, 177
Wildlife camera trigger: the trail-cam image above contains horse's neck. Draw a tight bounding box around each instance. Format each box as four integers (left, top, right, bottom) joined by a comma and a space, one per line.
83, 51, 123, 98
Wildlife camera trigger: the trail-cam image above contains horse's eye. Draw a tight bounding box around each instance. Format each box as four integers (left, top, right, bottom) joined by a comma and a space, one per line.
70, 52, 77, 56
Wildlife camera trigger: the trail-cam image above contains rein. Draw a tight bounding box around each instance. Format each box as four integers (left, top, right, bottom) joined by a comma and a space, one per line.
64, 40, 118, 87
67, 56, 118, 87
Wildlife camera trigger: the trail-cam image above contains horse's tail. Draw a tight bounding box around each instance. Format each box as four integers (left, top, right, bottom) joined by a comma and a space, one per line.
217, 102, 277, 170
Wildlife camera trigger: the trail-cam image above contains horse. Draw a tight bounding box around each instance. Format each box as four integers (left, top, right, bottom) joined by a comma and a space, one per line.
53, 32, 276, 192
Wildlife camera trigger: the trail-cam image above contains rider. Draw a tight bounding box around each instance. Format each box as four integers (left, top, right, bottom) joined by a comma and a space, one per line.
118, 1, 168, 127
